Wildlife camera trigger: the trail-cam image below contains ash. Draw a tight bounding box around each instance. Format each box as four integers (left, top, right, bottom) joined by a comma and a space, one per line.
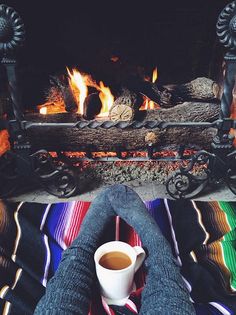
76, 161, 205, 188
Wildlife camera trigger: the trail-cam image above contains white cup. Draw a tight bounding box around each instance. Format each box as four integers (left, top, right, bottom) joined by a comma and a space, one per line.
94, 241, 146, 306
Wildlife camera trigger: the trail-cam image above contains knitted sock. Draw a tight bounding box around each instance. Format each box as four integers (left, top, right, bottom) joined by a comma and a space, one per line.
107, 185, 196, 315
34, 187, 115, 315
34, 185, 196, 315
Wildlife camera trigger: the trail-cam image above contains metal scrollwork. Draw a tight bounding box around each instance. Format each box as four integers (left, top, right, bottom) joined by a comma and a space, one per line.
166, 151, 211, 199
166, 148, 236, 199
0, 150, 78, 199
32, 150, 78, 197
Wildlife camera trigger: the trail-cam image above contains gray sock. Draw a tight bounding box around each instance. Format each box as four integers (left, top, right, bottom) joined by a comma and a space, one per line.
34, 184, 195, 315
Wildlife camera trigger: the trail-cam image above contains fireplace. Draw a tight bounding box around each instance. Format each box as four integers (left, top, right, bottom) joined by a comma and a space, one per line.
0, 1, 236, 199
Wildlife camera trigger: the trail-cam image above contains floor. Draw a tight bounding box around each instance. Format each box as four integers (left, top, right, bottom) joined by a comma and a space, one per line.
8, 180, 236, 203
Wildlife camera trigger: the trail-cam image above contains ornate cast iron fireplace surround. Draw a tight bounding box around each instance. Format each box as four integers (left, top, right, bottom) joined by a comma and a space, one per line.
0, 2, 236, 199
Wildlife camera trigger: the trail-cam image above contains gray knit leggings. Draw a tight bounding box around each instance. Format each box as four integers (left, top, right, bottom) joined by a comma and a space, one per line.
34, 184, 196, 315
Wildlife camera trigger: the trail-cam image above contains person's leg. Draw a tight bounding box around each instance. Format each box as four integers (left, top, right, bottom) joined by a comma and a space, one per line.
34, 185, 195, 315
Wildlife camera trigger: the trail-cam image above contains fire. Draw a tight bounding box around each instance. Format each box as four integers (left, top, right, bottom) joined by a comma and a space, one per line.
67, 68, 88, 115
98, 81, 114, 117
37, 65, 167, 117
39, 107, 47, 115
231, 93, 236, 146
152, 67, 158, 83
0, 130, 10, 156
141, 67, 160, 110
38, 102, 66, 114
66, 68, 114, 116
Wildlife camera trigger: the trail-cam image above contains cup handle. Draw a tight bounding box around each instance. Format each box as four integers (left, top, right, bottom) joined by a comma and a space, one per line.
133, 246, 146, 272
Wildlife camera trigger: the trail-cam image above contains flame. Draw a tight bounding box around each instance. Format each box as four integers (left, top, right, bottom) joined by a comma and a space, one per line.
98, 81, 114, 117
152, 67, 158, 83
67, 68, 114, 117
39, 107, 47, 115
141, 67, 160, 110
38, 68, 114, 118
67, 68, 88, 114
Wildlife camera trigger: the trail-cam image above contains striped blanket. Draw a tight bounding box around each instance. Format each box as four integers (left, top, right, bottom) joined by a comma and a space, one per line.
0, 199, 236, 314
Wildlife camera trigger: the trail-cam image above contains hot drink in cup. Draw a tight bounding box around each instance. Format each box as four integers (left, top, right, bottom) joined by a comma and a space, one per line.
94, 241, 146, 306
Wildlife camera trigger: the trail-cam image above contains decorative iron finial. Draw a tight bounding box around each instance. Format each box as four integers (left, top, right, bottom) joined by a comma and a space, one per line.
216, 1, 236, 119
216, 1, 236, 51
0, 4, 25, 56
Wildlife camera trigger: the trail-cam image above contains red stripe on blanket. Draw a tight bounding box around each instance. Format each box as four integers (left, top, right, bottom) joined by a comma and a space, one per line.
64, 201, 91, 247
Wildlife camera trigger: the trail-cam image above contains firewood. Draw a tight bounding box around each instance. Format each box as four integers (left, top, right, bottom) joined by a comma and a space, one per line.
83, 93, 102, 120
163, 77, 220, 105
123, 77, 161, 104
121, 77, 220, 109
109, 89, 143, 121
61, 87, 78, 113
25, 101, 220, 152
144, 102, 220, 122
49, 76, 78, 113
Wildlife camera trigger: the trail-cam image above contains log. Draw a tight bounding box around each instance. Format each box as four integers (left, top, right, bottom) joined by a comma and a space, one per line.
109, 89, 143, 121
27, 112, 81, 123
119, 77, 220, 109
163, 77, 220, 105
83, 93, 102, 120
144, 102, 220, 122
25, 101, 220, 152
61, 87, 78, 113
49, 76, 78, 113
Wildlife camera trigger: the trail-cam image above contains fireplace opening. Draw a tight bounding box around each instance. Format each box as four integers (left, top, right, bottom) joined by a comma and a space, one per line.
0, 0, 229, 108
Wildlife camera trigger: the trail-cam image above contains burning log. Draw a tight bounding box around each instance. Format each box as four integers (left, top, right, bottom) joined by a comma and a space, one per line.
131, 77, 220, 108
26, 101, 220, 152
109, 89, 143, 121
61, 87, 78, 113
83, 93, 102, 120
49, 76, 78, 113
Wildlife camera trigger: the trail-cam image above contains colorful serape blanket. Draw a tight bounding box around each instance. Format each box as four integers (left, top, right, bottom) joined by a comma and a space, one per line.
0, 199, 236, 315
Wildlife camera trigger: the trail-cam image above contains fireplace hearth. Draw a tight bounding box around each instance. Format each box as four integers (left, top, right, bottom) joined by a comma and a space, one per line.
0, 2, 236, 200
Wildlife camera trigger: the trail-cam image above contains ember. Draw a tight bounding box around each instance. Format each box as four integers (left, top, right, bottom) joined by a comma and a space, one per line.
52, 149, 195, 161
39, 107, 47, 115
0, 130, 10, 156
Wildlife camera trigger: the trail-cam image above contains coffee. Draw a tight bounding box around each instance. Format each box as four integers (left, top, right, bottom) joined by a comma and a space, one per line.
99, 251, 132, 270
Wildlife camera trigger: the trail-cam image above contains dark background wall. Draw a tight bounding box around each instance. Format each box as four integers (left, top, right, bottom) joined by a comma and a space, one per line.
0, 0, 230, 107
